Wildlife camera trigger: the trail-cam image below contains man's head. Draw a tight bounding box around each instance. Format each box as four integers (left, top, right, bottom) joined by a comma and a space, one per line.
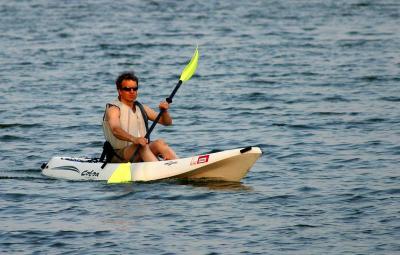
115, 72, 139, 90
116, 72, 139, 103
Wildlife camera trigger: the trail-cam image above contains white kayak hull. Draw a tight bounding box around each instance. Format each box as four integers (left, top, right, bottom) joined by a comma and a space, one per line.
41, 147, 262, 182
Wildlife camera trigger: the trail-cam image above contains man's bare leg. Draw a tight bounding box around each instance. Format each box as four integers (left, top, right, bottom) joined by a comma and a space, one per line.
149, 139, 177, 160
123, 144, 158, 162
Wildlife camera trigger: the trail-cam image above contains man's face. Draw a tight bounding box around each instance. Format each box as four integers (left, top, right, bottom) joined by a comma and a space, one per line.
118, 79, 138, 103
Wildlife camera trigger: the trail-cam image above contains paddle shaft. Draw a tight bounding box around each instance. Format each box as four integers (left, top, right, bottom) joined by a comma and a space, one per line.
129, 80, 183, 162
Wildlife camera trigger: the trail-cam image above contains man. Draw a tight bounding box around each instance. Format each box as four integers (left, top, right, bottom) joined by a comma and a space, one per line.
102, 72, 177, 162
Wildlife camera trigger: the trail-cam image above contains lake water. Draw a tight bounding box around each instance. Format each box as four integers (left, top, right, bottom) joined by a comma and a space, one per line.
1, 0, 399, 254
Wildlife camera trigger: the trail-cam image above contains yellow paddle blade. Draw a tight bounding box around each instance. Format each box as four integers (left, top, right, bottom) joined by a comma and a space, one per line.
179, 46, 199, 82
107, 162, 132, 184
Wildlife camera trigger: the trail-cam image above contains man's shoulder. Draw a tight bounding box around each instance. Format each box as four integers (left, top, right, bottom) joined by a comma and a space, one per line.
106, 104, 120, 115
107, 104, 120, 110
107, 99, 122, 108
106, 99, 121, 115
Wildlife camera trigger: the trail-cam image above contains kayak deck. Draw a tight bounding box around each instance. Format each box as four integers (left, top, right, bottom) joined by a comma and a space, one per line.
41, 147, 262, 182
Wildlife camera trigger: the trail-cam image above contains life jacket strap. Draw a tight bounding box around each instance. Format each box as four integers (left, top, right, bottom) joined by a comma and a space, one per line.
135, 101, 150, 142
100, 141, 124, 169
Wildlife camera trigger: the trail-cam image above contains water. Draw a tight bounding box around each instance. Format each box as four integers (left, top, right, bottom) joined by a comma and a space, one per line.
1, 0, 399, 254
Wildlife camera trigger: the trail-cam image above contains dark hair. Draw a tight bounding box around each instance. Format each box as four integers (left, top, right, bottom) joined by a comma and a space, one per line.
115, 72, 139, 89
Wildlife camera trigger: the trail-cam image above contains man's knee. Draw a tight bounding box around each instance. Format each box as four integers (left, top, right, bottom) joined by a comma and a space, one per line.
154, 139, 167, 147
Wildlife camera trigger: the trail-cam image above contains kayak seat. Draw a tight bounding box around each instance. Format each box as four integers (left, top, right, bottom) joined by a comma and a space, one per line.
99, 141, 124, 169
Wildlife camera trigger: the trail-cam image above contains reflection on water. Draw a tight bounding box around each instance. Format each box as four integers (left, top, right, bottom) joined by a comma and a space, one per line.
174, 179, 254, 191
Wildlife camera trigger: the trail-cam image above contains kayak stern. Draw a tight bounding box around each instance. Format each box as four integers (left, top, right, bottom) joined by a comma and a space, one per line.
177, 147, 262, 182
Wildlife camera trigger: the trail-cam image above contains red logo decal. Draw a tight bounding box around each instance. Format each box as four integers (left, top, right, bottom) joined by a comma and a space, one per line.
197, 155, 209, 164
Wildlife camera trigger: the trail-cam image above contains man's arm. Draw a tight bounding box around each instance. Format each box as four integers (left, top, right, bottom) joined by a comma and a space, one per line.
144, 101, 173, 126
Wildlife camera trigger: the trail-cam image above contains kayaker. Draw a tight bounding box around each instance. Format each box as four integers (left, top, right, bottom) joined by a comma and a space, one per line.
102, 72, 177, 162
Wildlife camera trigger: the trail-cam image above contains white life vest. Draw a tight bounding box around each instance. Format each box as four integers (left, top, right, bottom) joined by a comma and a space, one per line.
102, 99, 147, 149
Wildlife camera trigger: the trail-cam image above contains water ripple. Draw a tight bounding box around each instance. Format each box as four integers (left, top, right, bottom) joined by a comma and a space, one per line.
1, 0, 399, 254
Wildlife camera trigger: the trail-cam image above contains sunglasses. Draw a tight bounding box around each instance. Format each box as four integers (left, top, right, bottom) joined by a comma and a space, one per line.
120, 86, 138, 92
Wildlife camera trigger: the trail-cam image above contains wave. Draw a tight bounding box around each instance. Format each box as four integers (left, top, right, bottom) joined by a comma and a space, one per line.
272, 123, 318, 130
379, 96, 400, 102
298, 186, 320, 192
0, 176, 49, 181
323, 95, 352, 102
310, 112, 347, 116
359, 75, 400, 82
0, 123, 43, 129
0, 135, 25, 141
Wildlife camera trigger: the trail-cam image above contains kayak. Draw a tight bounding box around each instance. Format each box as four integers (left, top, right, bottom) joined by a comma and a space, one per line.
41, 146, 262, 183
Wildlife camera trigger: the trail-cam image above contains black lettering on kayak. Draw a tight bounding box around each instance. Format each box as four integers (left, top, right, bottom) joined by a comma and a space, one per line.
81, 170, 100, 177
164, 161, 178, 166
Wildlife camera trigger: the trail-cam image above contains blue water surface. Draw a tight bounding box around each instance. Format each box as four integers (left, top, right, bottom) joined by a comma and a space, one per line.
0, 0, 399, 254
